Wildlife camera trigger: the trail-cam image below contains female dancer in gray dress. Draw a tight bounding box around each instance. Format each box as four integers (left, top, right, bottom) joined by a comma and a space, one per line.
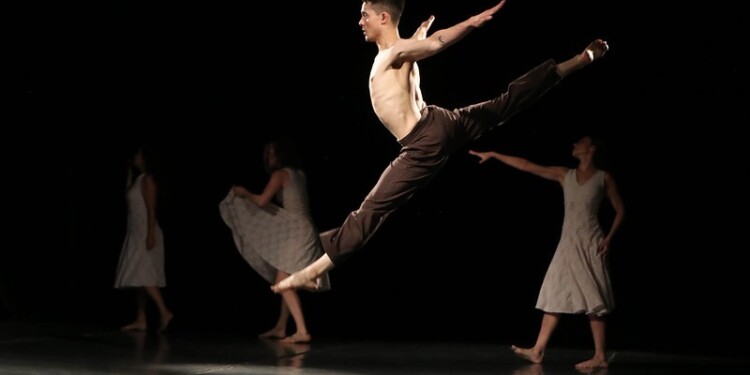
470, 135, 625, 369
220, 138, 330, 343
115, 146, 174, 332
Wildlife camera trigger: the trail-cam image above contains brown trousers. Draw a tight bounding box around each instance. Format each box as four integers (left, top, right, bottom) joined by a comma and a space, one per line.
321, 59, 562, 265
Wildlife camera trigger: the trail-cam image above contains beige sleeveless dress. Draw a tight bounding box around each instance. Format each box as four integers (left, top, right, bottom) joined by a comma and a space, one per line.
219, 168, 330, 290
535, 169, 614, 316
114, 173, 166, 288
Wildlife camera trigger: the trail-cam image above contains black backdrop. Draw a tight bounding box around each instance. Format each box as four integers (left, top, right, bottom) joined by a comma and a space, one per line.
8, 0, 747, 359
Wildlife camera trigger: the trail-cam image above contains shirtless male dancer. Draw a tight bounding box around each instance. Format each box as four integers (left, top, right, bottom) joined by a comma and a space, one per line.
272, 0, 609, 292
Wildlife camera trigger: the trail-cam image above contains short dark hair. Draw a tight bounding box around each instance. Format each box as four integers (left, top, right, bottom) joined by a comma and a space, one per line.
365, 0, 405, 25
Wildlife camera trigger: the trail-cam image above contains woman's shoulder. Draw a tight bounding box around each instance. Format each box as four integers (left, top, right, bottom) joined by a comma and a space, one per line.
282, 167, 305, 176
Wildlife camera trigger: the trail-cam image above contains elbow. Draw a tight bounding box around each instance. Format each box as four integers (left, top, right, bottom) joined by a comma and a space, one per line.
617, 206, 626, 218
615, 210, 625, 224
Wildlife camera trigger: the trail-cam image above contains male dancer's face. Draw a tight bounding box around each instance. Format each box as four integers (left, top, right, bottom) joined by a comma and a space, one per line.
359, 2, 380, 42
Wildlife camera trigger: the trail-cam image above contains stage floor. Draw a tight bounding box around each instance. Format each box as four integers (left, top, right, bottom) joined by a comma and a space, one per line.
0, 320, 750, 375
1, 319, 747, 375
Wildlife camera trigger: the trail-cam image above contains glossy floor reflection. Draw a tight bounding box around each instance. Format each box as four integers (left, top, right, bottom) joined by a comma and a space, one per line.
1, 319, 747, 375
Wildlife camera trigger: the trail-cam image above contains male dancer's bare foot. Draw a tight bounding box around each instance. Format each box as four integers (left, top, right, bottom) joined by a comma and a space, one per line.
511, 345, 544, 364
159, 312, 174, 332
272, 254, 334, 293
279, 332, 311, 344
271, 272, 321, 293
555, 39, 610, 78
574, 356, 608, 369
120, 322, 147, 332
258, 327, 286, 340
582, 39, 609, 63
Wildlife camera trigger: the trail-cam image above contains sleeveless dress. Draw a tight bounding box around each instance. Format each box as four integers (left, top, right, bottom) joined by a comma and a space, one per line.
114, 173, 166, 288
219, 168, 331, 290
535, 169, 614, 316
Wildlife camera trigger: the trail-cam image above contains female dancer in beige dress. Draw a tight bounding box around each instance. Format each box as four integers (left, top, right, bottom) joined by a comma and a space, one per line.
114, 146, 174, 332
220, 138, 330, 343
470, 135, 625, 369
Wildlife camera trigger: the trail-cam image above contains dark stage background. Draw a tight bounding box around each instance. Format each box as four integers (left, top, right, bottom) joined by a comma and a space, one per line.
8, 0, 748, 360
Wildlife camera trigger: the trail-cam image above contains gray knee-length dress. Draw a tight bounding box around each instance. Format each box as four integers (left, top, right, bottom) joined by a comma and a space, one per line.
219, 168, 330, 290
535, 169, 614, 316
114, 173, 166, 288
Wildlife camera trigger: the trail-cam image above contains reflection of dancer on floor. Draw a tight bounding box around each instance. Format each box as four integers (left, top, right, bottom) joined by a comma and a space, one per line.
469, 135, 625, 369
272, 0, 610, 293
115, 146, 174, 332
259, 336, 310, 368
511, 364, 543, 375
220, 138, 330, 344
125, 330, 170, 374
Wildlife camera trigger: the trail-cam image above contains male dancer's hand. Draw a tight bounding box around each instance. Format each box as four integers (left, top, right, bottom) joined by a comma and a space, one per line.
467, 0, 507, 28
411, 15, 435, 40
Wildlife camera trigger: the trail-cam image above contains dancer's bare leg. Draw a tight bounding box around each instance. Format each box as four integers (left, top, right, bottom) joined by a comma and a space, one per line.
144, 286, 173, 331
259, 294, 289, 339
274, 271, 312, 343
271, 254, 334, 293
511, 312, 560, 364
556, 39, 609, 78
121, 289, 148, 331
575, 315, 608, 369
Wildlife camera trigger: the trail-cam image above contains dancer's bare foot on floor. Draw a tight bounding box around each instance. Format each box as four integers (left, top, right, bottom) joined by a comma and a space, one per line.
582, 39, 609, 63
159, 312, 174, 332
259, 327, 286, 340
575, 356, 608, 369
511, 345, 544, 364
120, 322, 147, 332
279, 332, 311, 344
